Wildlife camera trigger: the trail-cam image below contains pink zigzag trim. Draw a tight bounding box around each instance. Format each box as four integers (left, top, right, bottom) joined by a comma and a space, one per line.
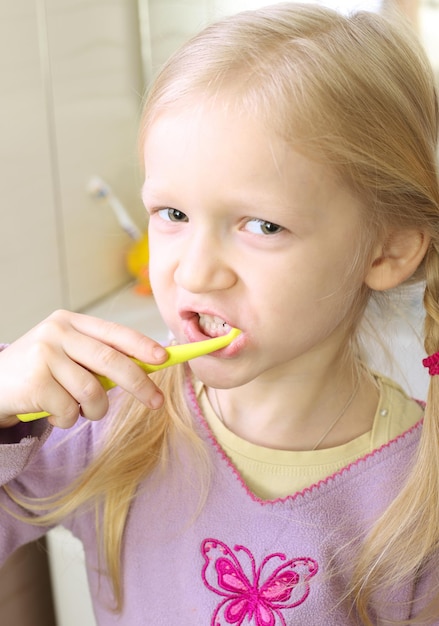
185, 374, 423, 506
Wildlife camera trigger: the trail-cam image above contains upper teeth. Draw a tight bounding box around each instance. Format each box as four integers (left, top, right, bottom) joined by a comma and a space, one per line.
198, 314, 230, 335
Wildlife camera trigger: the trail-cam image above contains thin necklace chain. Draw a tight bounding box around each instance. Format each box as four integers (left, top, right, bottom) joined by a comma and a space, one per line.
212, 382, 359, 451
310, 383, 359, 450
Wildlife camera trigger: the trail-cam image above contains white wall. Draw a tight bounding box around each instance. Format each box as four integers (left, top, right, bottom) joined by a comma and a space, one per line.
0, 1, 64, 340
0, 0, 146, 342
140, 0, 439, 83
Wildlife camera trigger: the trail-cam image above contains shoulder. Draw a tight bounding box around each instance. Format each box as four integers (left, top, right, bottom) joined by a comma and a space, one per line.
371, 373, 423, 448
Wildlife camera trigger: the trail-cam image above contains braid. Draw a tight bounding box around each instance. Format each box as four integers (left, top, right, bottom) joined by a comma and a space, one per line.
353, 244, 439, 622
424, 242, 439, 356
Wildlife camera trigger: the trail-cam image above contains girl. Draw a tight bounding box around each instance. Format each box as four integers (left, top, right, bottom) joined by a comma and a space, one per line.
0, 3, 438, 624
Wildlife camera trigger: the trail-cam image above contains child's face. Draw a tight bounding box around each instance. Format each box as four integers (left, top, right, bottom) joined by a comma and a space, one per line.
142, 102, 369, 388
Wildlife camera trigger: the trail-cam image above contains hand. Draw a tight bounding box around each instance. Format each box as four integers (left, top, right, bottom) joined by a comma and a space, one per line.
0, 310, 168, 429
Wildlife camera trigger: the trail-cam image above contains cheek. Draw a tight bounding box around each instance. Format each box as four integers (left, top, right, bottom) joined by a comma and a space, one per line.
148, 234, 173, 284
146, 247, 160, 292
147, 254, 171, 306
273, 256, 362, 322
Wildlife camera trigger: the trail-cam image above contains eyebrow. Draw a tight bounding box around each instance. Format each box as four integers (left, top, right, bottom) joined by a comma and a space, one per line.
141, 182, 164, 205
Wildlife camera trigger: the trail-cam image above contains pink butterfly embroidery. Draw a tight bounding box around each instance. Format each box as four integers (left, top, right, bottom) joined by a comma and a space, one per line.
201, 538, 318, 626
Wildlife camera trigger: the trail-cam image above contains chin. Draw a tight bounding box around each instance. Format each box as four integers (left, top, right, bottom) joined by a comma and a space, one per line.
188, 361, 252, 390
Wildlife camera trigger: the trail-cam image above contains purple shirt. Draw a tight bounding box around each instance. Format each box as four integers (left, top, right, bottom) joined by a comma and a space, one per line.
0, 376, 436, 625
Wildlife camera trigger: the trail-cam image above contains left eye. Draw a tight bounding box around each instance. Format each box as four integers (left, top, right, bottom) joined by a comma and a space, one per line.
244, 219, 283, 235
157, 208, 188, 222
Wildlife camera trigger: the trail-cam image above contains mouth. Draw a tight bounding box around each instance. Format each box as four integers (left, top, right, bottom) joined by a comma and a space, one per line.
198, 314, 232, 338
178, 310, 243, 357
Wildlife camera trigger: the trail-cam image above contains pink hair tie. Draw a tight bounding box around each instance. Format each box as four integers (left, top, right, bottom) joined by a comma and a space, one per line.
423, 352, 439, 376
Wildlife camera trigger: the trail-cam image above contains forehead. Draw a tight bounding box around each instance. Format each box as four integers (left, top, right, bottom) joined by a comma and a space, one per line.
144, 103, 330, 187
142, 103, 365, 230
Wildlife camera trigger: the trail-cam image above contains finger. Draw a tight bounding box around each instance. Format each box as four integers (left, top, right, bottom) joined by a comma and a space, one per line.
25, 378, 82, 429
47, 358, 110, 422
0, 416, 20, 428
49, 351, 164, 415
58, 332, 165, 409
8, 311, 165, 417
0, 340, 78, 425
13, 343, 109, 426
66, 311, 168, 364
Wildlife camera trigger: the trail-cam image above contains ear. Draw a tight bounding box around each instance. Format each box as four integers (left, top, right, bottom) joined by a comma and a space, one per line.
365, 229, 430, 291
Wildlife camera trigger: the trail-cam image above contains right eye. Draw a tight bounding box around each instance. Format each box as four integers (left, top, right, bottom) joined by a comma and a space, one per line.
244, 218, 284, 236
157, 208, 188, 222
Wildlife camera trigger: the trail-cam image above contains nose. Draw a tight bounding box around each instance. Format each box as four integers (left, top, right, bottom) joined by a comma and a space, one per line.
174, 231, 237, 294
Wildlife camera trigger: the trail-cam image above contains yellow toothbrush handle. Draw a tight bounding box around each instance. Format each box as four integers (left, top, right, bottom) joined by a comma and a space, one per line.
18, 410, 52, 422
17, 328, 240, 422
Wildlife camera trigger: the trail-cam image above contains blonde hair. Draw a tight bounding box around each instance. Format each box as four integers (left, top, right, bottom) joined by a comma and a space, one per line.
8, 3, 439, 621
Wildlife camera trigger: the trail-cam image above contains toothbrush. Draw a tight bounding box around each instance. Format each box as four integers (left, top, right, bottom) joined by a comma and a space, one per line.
17, 327, 241, 422
87, 176, 143, 241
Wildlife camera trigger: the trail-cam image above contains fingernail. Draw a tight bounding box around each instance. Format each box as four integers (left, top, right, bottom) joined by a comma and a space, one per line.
149, 391, 163, 409
152, 345, 167, 361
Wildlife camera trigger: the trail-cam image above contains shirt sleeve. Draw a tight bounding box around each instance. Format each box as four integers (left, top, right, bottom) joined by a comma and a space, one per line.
0, 414, 100, 567
0, 347, 123, 566
0, 421, 55, 564
0, 420, 53, 483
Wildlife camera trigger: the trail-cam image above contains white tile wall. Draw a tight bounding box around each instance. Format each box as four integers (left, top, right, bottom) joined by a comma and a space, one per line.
45, 0, 147, 311
0, 1, 64, 339
1, 0, 147, 341
141, 0, 439, 77
420, 3, 439, 73
145, 0, 211, 74
84, 285, 168, 340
